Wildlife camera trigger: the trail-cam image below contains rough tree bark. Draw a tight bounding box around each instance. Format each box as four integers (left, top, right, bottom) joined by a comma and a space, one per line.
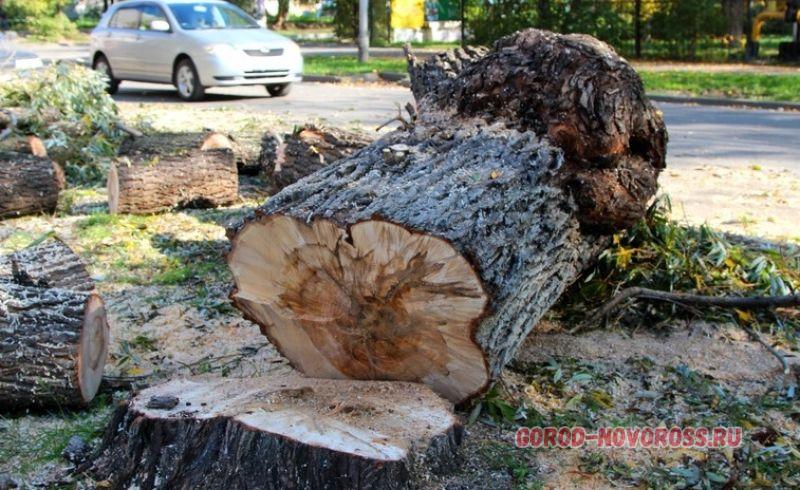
259, 124, 372, 193
0, 150, 64, 220
91, 376, 462, 490
108, 133, 238, 214
0, 283, 109, 408
227, 29, 667, 404
9, 238, 94, 292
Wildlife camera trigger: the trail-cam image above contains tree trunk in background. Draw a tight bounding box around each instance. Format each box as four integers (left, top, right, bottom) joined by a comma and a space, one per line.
722, 0, 745, 45
227, 30, 667, 405
108, 133, 238, 215
274, 0, 290, 29
0, 151, 64, 220
91, 376, 462, 489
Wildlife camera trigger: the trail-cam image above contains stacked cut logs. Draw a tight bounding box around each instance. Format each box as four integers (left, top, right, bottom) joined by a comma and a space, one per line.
0, 136, 64, 220
108, 132, 238, 214
0, 238, 109, 409
93, 29, 667, 489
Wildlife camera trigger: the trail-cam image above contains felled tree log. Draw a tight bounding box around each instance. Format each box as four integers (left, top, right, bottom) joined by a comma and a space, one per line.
92, 376, 462, 489
108, 132, 238, 214
259, 124, 372, 192
0, 283, 109, 408
227, 29, 667, 404
9, 238, 94, 292
0, 149, 64, 220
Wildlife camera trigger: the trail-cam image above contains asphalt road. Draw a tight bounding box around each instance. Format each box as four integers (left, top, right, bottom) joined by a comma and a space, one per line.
115, 81, 800, 170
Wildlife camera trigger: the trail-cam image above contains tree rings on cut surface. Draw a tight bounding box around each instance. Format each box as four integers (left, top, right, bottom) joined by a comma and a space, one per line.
228, 216, 490, 403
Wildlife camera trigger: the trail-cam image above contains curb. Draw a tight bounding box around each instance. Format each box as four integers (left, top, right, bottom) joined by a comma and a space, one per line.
649, 94, 800, 112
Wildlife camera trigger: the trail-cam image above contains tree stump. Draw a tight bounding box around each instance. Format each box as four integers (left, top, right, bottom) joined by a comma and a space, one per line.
0, 283, 109, 409
91, 375, 462, 490
108, 133, 238, 214
0, 149, 64, 220
260, 124, 372, 192
9, 238, 94, 292
227, 29, 667, 404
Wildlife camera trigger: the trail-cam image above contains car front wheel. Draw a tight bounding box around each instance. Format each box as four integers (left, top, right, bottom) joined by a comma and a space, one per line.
266, 83, 291, 97
93, 55, 120, 95
174, 59, 205, 102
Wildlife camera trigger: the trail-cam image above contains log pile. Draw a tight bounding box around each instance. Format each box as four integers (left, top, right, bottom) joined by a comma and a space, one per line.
92, 376, 461, 489
226, 29, 667, 404
0, 239, 109, 409
259, 124, 371, 192
108, 132, 238, 214
0, 136, 64, 220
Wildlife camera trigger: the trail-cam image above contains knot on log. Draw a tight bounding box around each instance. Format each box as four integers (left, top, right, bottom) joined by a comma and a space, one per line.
408, 29, 668, 230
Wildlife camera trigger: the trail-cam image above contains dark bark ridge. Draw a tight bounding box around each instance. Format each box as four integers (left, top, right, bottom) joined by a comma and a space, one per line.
10, 238, 95, 292
408, 29, 668, 230
91, 376, 462, 490
0, 151, 64, 220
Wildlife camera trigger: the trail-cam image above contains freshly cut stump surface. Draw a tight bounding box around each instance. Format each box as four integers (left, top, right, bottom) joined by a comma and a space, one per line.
92, 375, 462, 490
0, 283, 109, 408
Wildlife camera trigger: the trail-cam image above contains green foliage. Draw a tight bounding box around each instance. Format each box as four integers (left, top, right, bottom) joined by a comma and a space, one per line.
649, 0, 724, 59
26, 12, 80, 42
4, 0, 54, 20
558, 196, 799, 330
0, 63, 126, 183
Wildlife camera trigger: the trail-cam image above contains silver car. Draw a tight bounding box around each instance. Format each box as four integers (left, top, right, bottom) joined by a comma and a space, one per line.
90, 0, 303, 101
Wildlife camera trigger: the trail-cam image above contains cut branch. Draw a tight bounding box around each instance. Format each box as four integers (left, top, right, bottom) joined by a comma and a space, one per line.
589, 287, 800, 325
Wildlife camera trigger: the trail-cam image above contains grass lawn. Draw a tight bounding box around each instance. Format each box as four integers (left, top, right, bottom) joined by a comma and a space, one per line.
304, 55, 800, 103
304, 56, 407, 76
639, 70, 800, 103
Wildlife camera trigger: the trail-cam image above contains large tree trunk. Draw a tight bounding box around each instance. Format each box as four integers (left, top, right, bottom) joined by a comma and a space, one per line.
226, 29, 667, 404
108, 133, 238, 214
9, 238, 95, 292
0, 283, 109, 409
91, 375, 462, 489
260, 124, 372, 193
722, 0, 745, 45
0, 151, 64, 220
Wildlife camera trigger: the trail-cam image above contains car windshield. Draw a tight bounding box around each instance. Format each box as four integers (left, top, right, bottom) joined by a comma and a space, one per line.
168, 3, 260, 30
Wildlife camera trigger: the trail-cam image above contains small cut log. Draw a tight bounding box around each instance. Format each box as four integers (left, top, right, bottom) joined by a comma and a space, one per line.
0, 283, 109, 408
9, 237, 95, 292
0, 143, 64, 220
108, 132, 238, 214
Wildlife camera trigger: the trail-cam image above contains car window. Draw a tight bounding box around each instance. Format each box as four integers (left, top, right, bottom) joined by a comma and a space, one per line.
109, 7, 141, 30
140, 5, 170, 31
168, 3, 259, 30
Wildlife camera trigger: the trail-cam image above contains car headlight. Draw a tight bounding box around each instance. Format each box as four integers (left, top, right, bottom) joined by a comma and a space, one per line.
204, 44, 240, 56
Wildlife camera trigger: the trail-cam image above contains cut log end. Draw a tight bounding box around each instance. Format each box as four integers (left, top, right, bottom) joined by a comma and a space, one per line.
92, 376, 462, 489
78, 294, 109, 403
228, 216, 490, 404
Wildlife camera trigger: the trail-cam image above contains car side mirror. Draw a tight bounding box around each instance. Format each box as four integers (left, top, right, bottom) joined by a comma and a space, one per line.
150, 20, 171, 32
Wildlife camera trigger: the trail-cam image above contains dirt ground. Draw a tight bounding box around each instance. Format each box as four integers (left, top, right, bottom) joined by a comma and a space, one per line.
0, 103, 798, 489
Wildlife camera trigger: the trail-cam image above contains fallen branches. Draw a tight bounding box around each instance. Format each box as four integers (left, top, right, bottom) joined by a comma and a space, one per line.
587, 287, 800, 326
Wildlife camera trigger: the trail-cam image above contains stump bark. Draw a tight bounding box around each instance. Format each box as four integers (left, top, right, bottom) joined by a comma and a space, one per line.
108, 133, 238, 214
227, 29, 667, 404
260, 124, 372, 192
0, 150, 64, 220
92, 375, 462, 490
9, 238, 94, 292
0, 283, 109, 408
